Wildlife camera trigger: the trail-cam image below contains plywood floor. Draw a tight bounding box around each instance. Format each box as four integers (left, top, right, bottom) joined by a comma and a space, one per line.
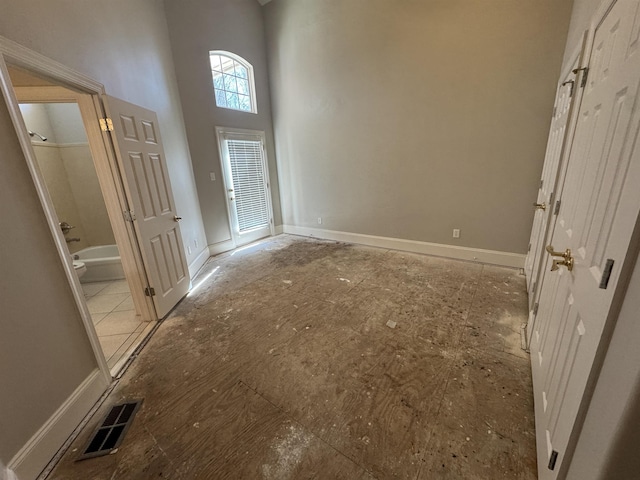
49, 235, 536, 480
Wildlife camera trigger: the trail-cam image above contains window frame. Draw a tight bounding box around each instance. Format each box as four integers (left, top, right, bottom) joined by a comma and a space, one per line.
209, 51, 258, 114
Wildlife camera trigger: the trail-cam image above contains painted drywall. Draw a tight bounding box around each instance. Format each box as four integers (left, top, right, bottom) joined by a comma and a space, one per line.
0, 96, 98, 468
264, 0, 574, 254
164, 0, 282, 247
0, 0, 207, 268
0, 0, 207, 471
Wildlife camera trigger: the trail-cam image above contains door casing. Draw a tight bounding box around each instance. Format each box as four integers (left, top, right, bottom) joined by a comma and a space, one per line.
215, 126, 275, 249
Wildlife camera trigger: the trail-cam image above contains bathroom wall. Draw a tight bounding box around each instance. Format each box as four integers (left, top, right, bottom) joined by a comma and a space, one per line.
19, 103, 116, 253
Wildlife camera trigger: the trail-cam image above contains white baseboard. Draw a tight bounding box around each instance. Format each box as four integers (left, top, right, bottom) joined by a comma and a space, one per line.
282, 225, 525, 268
208, 239, 236, 257
1, 461, 19, 480
188, 246, 211, 279
8, 370, 108, 480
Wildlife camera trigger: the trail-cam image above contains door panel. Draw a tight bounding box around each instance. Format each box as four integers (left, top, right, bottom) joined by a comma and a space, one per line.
525, 52, 585, 345
104, 95, 189, 318
530, 0, 640, 477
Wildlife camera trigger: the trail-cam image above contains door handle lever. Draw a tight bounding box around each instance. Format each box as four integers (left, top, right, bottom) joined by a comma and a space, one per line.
174, 216, 182, 222
546, 245, 574, 272
551, 257, 574, 272
533, 202, 547, 211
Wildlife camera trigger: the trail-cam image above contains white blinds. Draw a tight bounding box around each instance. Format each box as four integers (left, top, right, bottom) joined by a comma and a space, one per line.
227, 139, 269, 232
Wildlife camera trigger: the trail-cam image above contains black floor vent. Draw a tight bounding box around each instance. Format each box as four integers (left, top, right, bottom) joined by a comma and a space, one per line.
77, 400, 143, 460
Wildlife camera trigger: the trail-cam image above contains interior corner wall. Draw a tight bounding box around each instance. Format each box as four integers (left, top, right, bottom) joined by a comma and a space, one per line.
163, 0, 283, 247
0, 0, 207, 269
264, 0, 574, 254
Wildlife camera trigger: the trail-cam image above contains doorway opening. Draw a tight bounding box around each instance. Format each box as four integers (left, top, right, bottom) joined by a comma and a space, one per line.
7, 66, 158, 376
216, 127, 275, 247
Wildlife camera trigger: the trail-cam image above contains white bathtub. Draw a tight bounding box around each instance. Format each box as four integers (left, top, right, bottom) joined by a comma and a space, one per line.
75, 245, 125, 283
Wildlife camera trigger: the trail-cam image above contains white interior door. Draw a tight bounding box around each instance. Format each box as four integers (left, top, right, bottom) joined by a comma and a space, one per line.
216, 128, 274, 247
525, 65, 578, 300
103, 95, 190, 318
525, 50, 587, 346
530, 0, 640, 477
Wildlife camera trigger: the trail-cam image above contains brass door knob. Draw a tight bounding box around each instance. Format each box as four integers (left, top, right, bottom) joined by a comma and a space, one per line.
533, 202, 547, 211
546, 245, 574, 272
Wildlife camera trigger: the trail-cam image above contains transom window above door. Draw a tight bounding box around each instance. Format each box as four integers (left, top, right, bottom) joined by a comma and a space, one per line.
209, 51, 257, 114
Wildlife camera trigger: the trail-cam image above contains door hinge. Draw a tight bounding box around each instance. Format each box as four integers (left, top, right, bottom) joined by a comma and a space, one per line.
554, 200, 562, 215
533, 303, 539, 316
553, 106, 557, 117
540, 179, 544, 189
573, 66, 589, 88
99, 117, 114, 132
528, 242, 531, 252
599, 259, 615, 289
532, 281, 537, 296
548, 450, 559, 470
123, 210, 136, 222
562, 79, 575, 97
144, 287, 156, 297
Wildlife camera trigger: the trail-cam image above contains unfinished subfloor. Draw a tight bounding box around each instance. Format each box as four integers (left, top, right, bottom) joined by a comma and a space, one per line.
49, 235, 536, 480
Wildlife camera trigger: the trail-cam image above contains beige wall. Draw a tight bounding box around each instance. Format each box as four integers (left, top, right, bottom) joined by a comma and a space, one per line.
0, 0, 206, 471
264, 0, 574, 254
33, 145, 90, 253
24, 103, 116, 253
164, 0, 282, 247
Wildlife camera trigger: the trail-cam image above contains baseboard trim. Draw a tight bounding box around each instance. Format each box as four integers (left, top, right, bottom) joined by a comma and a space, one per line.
208, 239, 236, 257
282, 225, 525, 268
8, 370, 108, 480
188, 246, 211, 279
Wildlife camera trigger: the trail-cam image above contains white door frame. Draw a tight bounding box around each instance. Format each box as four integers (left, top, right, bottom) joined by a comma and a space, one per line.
215, 126, 275, 248
0, 36, 156, 382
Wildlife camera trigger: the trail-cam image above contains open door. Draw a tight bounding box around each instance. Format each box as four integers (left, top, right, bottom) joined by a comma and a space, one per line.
530, 0, 640, 476
103, 95, 189, 318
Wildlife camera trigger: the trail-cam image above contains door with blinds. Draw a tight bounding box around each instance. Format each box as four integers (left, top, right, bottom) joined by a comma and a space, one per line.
216, 128, 274, 247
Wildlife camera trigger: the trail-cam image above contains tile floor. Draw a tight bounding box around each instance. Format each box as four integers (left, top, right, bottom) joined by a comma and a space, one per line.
82, 279, 153, 373
52, 236, 535, 479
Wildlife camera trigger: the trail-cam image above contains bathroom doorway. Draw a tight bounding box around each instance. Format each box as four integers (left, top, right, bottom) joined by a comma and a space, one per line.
7, 66, 158, 375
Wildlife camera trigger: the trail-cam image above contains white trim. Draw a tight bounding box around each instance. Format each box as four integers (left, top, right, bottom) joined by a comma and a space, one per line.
274, 225, 283, 235
188, 246, 211, 279
208, 239, 236, 257
7, 370, 107, 480
0, 36, 105, 94
0, 462, 19, 480
283, 225, 526, 268
215, 126, 275, 246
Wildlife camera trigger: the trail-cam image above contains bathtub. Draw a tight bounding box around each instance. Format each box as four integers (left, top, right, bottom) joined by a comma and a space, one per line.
74, 245, 125, 283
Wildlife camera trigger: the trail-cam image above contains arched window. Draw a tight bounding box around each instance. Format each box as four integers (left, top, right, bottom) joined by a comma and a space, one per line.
209, 51, 257, 113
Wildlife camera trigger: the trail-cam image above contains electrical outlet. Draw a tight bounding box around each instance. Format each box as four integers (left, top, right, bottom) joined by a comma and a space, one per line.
209, 172, 216, 181
317, 217, 322, 225
187, 245, 192, 255
453, 229, 461, 238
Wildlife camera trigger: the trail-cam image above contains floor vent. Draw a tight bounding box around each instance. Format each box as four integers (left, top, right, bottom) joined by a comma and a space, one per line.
77, 400, 142, 460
